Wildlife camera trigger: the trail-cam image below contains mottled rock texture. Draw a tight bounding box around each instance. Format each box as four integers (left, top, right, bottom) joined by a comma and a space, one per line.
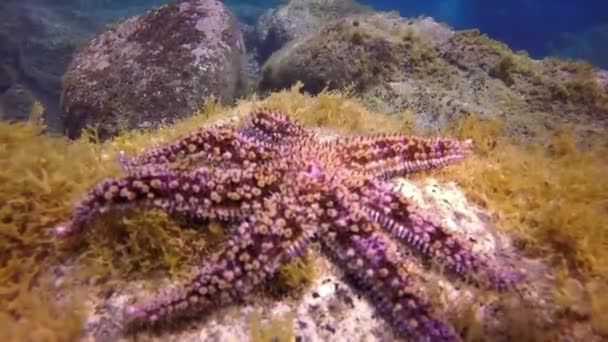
61, 0, 246, 139
262, 13, 608, 135
253, 0, 372, 61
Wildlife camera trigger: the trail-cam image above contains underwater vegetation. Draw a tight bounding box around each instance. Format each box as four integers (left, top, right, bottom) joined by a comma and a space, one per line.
0, 85, 607, 340
55, 100, 515, 340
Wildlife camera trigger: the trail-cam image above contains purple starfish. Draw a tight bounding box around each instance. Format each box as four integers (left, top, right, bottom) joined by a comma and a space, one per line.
54, 108, 521, 341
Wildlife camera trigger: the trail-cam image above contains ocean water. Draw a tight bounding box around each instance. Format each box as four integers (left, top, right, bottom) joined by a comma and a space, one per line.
361, 0, 608, 63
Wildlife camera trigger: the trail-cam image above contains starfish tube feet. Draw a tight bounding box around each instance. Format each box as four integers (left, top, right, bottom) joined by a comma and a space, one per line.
322, 212, 460, 341
362, 181, 521, 289
53, 221, 77, 238
119, 125, 280, 175
239, 107, 313, 143
53, 170, 176, 237
335, 135, 473, 178
54, 165, 279, 238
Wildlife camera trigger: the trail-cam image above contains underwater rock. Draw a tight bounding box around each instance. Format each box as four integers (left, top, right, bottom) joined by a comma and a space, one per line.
18, 38, 75, 96
239, 22, 265, 91
61, 0, 246, 140
0, 0, 148, 132
253, 0, 372, 61
262, 13, 608, 134
0, 84, 36, 123
0, 64, 16, 93
261, 13, 450, 94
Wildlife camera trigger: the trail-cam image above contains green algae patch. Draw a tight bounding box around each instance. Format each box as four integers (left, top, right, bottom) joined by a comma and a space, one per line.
437, 114, 608, 336
446, 118, 608, 275
263, 250, 318, 299
0, 121, 104, 340
0, 275, 85, 342
261, 13, 444, 95
234, 82, 407, 135
0, 113, 229, 339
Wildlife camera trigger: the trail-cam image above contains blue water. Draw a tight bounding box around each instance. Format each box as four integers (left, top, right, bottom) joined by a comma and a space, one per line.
360, 0, 608, 63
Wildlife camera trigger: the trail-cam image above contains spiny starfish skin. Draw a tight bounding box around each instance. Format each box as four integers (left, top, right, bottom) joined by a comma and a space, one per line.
54, 108, 522, 341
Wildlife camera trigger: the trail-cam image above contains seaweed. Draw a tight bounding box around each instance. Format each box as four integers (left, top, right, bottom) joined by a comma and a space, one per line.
2, 85, 607, 339
439, 114, 608, 336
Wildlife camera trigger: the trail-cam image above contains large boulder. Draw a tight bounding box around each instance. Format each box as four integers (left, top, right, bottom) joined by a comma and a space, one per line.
61, 0, 246, 139
261, 13, 452, 95
253, 0, 371, 61
262, 13, 608, 134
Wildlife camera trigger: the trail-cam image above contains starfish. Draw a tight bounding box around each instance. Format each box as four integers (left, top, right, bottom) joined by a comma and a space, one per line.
54, 108, 521, 341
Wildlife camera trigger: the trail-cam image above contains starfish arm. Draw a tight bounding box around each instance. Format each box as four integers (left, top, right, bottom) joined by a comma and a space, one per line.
239, 107, 313, 144
119, 125, 280, 174
333, 134, 473, 178
321, 205, 459, 341
361, 180, 520, 290
123, 193, 318, 326
53, 165, 278, 238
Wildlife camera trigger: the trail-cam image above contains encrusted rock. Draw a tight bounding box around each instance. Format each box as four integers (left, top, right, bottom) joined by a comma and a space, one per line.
61, 0, 246, 139
262, 13, 608, 134
260, 13, 451, 94
253, 0, 371, 61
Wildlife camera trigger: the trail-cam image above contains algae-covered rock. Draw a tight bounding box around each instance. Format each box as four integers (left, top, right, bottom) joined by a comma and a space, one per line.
261, 14, 449, 93
262, 14, 608, 134
61, 0, 246, 139
254, 0, 372, 61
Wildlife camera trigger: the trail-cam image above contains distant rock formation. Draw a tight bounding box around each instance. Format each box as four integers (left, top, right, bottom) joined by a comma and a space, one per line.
0, 84, 36, 123
61, 0, 246, 139
260, 13, 608, 134
253, 0, 372, 61
0, 0, 90, 130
